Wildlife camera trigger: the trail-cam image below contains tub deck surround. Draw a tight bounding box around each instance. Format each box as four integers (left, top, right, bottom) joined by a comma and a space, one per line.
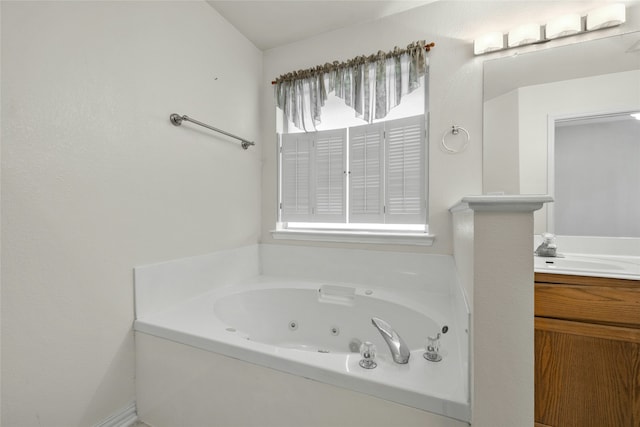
133, 245, 471, 424
260, 244, 459, 294
136, 333, 469, 427
134, 244, 260, 319
135, 277, 469, 421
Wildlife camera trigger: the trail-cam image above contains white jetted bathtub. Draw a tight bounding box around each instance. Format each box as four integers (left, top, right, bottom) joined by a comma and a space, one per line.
134, 245, 470, 426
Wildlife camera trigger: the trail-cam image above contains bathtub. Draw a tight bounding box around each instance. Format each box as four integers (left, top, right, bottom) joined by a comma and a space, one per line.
134, 275, 470, 424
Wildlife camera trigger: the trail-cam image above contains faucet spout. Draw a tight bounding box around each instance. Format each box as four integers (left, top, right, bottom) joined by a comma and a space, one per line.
371, 317, 410, 364
535, 232, 558, 257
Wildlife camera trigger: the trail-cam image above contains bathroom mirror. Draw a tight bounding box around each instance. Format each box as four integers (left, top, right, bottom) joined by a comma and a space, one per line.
483, 31, 640, 236
552, 111, 640, 237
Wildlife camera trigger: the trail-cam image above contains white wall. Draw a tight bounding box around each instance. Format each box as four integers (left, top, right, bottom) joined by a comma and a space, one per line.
1, 2, 261, 425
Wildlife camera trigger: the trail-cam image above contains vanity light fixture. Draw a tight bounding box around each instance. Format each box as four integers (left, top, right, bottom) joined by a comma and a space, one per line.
474, 3, 626, 55
587, 3, 626, 31
545, 13, 582, 39
508, 23, 542, 47
474, 31, 504, 55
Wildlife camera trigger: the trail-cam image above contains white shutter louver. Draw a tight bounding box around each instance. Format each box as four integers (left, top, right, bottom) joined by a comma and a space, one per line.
385, 116, 426, 224
349, 123, 385, 223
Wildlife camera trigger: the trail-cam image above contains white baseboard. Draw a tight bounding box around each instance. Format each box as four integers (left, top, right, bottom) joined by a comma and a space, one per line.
93, 402, 138, 427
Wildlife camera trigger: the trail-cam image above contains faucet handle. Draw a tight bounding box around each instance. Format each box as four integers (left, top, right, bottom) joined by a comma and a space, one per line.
424, 333, 442, 362
359, 341, 377, 369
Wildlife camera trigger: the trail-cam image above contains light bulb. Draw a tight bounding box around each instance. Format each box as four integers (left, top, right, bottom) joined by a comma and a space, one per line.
474, 32, 504, 55
508, 23, 541, 47
587, 3, 626, 31
546, 14, 582, 39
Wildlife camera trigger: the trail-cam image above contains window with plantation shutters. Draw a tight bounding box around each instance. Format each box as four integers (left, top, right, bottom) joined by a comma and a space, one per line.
280, 129, 346, 223
279, 115, 425, 228
273, 42, 431, 242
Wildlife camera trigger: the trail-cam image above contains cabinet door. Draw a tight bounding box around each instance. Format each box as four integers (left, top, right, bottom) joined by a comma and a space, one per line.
535, 317, 640, 427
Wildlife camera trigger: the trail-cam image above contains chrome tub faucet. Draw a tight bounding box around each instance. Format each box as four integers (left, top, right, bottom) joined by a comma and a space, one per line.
371, 317, 410, 364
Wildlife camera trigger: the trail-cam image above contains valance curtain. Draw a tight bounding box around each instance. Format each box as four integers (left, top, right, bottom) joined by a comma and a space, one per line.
274, 41, 432, 132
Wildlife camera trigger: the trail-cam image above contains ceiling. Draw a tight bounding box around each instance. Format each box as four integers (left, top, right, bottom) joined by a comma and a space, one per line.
207, 1, 435, 51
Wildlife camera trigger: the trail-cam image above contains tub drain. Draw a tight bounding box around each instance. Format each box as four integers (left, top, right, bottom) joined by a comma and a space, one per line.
330, 326, 340, 336
288, 321, 298, 331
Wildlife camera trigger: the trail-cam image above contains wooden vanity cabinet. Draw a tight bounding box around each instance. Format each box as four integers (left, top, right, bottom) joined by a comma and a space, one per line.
534, 273, 640, 427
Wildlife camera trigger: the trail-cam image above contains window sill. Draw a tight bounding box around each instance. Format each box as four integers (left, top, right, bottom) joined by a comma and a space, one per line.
270, 229, 436, 246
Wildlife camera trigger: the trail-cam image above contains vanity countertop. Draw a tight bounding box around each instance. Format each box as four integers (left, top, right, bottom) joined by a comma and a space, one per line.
534, 253, 640, 281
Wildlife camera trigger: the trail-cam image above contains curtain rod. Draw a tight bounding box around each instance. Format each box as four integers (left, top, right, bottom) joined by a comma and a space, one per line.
271, 42, 435, 85
169, 114, 255, 150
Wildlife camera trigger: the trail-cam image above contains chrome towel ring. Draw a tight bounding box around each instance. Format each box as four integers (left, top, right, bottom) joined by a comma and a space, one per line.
441, 125, 470, 154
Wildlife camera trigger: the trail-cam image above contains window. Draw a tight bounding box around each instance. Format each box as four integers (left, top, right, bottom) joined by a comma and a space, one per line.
272, 40, 433, 244
277, 114, 428, 241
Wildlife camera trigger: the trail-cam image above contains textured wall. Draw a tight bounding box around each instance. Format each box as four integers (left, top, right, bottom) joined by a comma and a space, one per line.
1, 2, 261, 425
